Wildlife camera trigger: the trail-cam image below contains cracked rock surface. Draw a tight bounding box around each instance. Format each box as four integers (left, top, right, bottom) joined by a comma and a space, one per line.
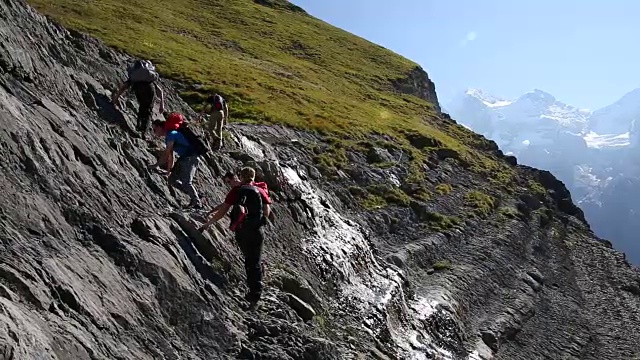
1, 1, 640, 359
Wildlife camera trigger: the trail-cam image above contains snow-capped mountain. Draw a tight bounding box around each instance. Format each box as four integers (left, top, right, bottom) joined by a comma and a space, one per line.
446, 87, 640, 263
589, 88, 640, 135
446, 88, 638, 152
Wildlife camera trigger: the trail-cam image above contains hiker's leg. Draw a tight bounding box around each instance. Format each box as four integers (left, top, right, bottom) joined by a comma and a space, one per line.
168, 159, 184, 192
136, 98, 153, 133
235, 231, 247, 254
208, 111, 223, 149
204, 114, 216, 149
214, 110, 224, 140
243, 227, 265, 299
206, 112, 219, 140
180, 155, 201, 205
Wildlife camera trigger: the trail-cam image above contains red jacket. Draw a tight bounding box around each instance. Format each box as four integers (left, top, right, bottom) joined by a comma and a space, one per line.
224, 181, 272, 205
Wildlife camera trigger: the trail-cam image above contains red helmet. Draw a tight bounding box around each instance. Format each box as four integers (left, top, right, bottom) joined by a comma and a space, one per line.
165, 112, 184, 131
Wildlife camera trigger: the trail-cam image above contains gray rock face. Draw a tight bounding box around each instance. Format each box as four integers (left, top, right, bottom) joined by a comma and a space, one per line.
287, 294, 316, 321
392, 66, 441, 112
1, 1, 640, 359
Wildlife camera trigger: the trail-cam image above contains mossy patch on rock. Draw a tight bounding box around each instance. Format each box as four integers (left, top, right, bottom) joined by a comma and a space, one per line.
465, 190, 496, 217
435, 183, 453, 196
432, 260, 453, 271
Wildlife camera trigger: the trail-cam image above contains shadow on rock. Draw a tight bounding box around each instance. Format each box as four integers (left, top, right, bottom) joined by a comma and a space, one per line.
91, 89, 137, 137
168, 212, 230, 290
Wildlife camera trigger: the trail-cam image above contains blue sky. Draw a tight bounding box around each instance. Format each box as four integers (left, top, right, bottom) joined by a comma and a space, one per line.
291, 0, 640, 110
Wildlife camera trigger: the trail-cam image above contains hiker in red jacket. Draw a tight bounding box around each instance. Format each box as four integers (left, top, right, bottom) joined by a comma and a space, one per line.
199, 167, 272, 306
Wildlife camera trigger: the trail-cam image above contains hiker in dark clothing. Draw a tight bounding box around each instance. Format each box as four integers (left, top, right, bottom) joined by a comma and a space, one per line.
151, 116, 203, 209
112, 60, 165, 137
199, 167, 272, 305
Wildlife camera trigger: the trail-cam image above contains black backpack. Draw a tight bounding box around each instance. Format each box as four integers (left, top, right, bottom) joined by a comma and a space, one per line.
175, 122, 209, 156
228, 185, 264, 232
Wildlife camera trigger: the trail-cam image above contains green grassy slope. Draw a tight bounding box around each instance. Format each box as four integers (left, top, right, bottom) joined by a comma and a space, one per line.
28, 0, 515, 185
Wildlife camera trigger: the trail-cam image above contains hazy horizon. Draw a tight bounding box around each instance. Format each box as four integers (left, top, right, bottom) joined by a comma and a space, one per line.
291, 0, 640, 111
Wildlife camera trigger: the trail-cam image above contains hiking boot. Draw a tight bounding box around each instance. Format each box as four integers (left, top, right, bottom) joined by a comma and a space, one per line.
244, 291, 261, 304
185, 200, 203, 210
242, 293, 260, 311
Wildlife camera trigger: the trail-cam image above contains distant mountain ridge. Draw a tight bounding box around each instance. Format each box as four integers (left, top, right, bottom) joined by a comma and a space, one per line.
446, 86, 640, 264
444, 88, 640, 148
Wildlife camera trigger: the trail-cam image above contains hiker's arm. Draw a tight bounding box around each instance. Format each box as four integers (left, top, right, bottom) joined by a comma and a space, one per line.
208, 202, 224, 215
165, 143, 175, 172
263, 204, 271, 219
153, 140, 174, 170
199, 203, 231, 231
197, 104, 208, 122
211, 203, 231, 222
154, 83, 165, 113
111, 82, 129, 104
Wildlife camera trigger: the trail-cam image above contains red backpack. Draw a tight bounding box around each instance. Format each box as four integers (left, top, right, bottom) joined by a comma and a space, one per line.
206, 94, 225, 111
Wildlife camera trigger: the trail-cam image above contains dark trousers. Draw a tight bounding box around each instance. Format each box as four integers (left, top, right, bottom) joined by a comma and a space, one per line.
136, 98, 154, 132
132, 83, 155, 133
235, 224, 265, 298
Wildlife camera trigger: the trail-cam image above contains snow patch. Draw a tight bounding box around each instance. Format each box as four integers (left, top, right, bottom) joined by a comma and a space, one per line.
583, 131, 630, 149
465, 88, 512, 108
485, 100, 513, 108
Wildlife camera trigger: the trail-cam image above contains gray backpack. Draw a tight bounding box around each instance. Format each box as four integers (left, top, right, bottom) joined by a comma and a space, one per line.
127, 60, 159, 83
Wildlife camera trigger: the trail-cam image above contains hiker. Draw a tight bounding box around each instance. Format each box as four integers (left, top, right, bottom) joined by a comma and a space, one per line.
112, 59, 165, 138
199, 167, 272, 305
151, 113, 209, 209
197, 93, 228, 150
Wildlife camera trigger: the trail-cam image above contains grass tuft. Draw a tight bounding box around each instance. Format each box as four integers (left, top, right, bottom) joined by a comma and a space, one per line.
529, 180, 547, 198
421, 211, 460, 231
435, 183, 453, 195
465, 190, 496, 217
432, 260, 453, 271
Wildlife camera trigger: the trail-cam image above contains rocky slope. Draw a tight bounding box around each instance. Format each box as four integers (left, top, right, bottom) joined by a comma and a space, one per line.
2, 1, 640, 359
447, 88, 640, 264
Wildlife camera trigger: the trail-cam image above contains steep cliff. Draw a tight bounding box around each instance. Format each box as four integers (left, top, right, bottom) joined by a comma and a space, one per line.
2, 1, 640, 360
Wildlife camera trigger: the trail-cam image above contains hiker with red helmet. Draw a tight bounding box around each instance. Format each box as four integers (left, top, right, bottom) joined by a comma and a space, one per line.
199, 167, 272, 308
150, 112, 209, 209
